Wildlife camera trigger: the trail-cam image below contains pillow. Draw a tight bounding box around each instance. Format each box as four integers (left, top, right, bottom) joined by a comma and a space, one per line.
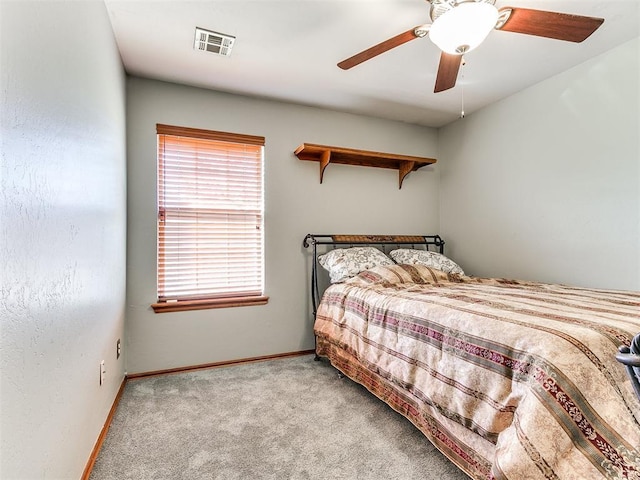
318, 247, 394, 283
346, 263, 457, 287
389, 249, 465, 276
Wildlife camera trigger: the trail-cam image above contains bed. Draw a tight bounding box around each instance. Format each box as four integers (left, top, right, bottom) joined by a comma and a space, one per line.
303, 234, 640, 480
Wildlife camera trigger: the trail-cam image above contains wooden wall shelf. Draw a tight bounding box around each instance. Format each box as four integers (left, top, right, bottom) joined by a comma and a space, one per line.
294, 143, 436, 189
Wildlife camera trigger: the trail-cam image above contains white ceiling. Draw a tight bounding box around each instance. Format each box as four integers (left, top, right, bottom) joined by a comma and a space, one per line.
104, 0, 640, 128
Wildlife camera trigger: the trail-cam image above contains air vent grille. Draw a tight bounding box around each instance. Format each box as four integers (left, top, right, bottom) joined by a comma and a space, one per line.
194, 27, 235, 56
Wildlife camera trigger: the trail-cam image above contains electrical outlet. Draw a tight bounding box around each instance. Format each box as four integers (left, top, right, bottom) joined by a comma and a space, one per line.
116, 339, 121, 359
100, 360, 106, 386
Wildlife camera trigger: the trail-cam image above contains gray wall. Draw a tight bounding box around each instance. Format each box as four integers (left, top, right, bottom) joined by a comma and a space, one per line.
439, 37, 640, 290
0, 1, 127, 478
126, 77, 440, 374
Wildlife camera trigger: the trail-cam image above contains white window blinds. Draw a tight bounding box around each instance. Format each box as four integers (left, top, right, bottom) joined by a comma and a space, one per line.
156, 124, 265, 304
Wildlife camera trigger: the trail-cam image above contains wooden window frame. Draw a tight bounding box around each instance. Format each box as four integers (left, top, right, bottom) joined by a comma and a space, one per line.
152, 124, 268, 313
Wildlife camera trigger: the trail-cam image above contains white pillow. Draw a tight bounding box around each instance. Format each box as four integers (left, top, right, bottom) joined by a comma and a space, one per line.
389, 249, 465, 276
318, 247, 394, 283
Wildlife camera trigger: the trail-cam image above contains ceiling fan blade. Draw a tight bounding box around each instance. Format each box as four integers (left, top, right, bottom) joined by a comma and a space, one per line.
434, 52, 462, 93
498, 7, 604, 43
338, 27, 421, 70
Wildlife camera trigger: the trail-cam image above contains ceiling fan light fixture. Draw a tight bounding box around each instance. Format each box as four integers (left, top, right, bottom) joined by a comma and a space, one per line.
429, 2, 499, 55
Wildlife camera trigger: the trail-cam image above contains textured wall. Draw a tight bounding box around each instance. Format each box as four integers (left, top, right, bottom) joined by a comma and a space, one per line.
0, 1, 126, 478
438, 38, 639, 290
125, 77, 439, 374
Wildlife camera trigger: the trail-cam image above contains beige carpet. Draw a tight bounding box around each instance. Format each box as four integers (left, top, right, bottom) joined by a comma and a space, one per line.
90, 354, 469, 479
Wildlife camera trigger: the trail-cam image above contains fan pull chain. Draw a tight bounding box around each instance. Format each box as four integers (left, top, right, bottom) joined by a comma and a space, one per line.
460, 57, 465, 119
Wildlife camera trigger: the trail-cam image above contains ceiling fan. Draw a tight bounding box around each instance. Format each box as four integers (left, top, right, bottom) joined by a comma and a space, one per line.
338, 0, 604, 93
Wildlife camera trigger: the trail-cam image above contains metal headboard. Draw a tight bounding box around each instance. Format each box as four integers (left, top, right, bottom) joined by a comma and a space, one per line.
302, 234, 445, 317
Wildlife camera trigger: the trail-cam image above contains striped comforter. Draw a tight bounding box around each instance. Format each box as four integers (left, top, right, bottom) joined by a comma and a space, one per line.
314, 264, 640, 480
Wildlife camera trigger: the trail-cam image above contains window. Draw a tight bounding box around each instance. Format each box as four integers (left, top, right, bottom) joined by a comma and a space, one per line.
152, 124, 267, 313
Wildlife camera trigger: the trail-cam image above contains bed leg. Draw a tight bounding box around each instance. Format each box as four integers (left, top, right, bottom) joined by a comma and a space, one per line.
313, 335, 321, 362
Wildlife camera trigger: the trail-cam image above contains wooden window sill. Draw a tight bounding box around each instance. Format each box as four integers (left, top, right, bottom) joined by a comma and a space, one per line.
152, 296, 269, 313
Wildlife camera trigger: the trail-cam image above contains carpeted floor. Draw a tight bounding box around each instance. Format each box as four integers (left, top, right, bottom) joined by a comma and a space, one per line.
90, 354, 470, 479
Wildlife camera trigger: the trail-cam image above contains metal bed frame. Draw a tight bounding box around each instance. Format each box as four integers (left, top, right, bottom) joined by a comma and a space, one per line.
616, 333, 640, 401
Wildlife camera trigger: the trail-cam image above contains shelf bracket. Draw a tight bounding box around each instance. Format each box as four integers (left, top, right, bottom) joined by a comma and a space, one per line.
319, 149, 331, 184
398, 161, 415, 189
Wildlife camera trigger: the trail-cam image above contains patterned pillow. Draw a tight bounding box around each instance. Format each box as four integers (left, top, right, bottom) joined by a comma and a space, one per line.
318, 247, 394, 283
389, 249, 465, 275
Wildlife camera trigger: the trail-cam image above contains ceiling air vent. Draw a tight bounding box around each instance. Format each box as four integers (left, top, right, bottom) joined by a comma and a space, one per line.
194, 27, 235, 56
